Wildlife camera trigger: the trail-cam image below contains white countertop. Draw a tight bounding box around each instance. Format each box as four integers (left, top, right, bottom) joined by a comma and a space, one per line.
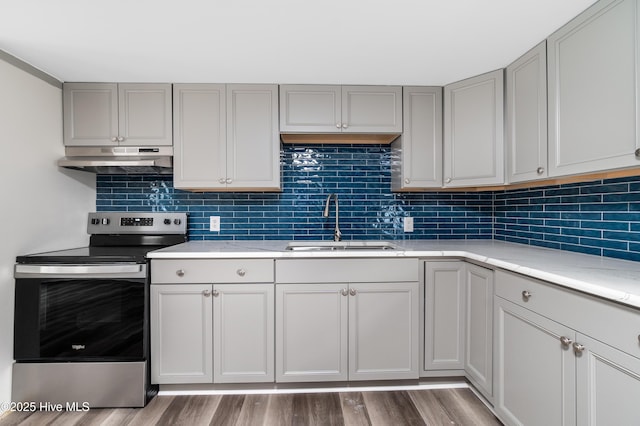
148, 240, 640, 309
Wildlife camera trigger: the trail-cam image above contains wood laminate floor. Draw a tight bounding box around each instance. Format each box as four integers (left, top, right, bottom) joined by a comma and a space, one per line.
0, 388, 502, 426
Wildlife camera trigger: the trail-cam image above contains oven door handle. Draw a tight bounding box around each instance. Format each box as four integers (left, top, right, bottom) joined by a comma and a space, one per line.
15, 264, 143, 276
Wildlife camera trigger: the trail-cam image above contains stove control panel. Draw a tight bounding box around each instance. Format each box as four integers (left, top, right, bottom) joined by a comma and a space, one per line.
88, 212, 188, 235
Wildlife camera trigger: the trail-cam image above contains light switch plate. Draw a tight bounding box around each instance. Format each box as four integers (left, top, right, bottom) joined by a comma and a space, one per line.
210, 216, 221, 232
404, 217, 414, 232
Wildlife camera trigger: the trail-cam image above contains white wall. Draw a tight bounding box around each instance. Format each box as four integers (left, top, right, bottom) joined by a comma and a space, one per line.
0, 59, 95, 406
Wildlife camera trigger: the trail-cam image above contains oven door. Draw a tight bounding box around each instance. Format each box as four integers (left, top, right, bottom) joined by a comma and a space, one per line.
14, 263, 147, 362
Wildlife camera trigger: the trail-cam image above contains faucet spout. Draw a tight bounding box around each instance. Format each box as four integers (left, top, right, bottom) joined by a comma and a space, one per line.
323, 193, 342, 241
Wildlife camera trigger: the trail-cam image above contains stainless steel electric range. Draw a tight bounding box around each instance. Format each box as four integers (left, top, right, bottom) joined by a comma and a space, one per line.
12, 212, 187, 408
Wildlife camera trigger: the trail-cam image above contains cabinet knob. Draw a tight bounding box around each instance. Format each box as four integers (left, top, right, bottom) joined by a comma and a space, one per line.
573, 342, 585, 354
203, 290, 211, 297
342, 123, 348, 129
336, 123, 342, 129
111, 137, 118, 142
522, 290, 532, 301
176, 269, 185, 277
117, 136, 125, 142
536, 167, 545, 175
341, 288, 349, 296
404, 178, 410, 184
226, 178, 233, 184
236, 268, 246, 277
212, 289, 219, 297
560, 336, 573, 347
445, 177, 452, 184
349, 288, 357, 296
635, 148, 640, 157
219, 178, 226, 184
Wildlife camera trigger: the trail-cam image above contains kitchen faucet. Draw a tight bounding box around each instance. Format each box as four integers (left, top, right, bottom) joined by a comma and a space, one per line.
323, 193, 342, 241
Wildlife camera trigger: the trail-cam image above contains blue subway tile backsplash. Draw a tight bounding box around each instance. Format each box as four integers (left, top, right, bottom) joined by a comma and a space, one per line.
96, 144, 640, 262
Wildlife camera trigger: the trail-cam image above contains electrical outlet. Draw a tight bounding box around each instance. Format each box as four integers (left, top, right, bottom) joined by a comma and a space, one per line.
209, 216, 221, 232
404, 217, 414, 232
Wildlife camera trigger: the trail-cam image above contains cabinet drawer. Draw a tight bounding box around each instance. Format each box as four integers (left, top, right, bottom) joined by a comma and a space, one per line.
495, 270, 640, 359
276, 258, 418, 283
152, 259, 274, 284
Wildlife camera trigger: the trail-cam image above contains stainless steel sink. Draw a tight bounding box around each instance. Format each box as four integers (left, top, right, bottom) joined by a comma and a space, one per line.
285, 241, 400, 251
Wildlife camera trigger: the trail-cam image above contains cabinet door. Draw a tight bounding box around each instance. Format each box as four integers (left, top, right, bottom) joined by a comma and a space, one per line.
63, 83, 118, 146
392, 87, 443, 190
226, 84, 280, 191
506, 41, 548, 183
275, 283, 348, 382
465, 264, 494, 399
576, 333, 640, 425
118, 84, 172, 146
444, 70, 504, 187
424, 261, 465, 371
349, 282, 419, 380
279, 85, 341, 133
342, 86, 402, 133
172, 84, 226, 189
150, 284, 213, 384
548, 0, 640, 176
494, 297, 576, 426
213, 284, 274, 383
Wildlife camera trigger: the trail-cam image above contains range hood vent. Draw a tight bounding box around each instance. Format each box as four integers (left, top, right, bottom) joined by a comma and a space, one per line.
280, 133, 400, 145
58, 146, 173, 175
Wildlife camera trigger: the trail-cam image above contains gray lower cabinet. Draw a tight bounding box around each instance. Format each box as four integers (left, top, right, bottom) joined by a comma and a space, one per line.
494, 270, 640, 426
464, 263, 493, 400
275, 281, 419, 382
151, 284, 213, 384
150, 283, 274, 384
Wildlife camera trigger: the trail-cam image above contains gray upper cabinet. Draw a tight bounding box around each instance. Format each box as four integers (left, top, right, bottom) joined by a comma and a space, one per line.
548, 0, 640, 177
506, 41, 548, 183
280, 85, 402, 134
173, 84, 280, 191
63, 83, 172, 147
444, 70, 504, 187
391, 87, 443, 191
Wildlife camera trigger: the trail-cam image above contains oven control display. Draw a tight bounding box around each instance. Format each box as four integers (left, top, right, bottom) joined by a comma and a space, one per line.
120, 217, 154, 226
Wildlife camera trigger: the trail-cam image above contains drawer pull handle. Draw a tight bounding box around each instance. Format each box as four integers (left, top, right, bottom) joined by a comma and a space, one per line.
560, 336, 573, 347
237, 269, 246, 277
522, 290, 532, 301
341, 288, 349, 296
176, 269, 185, 277
573, 342, 585, 354
203, 290, 211, 297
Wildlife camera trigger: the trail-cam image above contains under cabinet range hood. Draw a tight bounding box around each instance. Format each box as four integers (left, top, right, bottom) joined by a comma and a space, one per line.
58, 146, 173, 174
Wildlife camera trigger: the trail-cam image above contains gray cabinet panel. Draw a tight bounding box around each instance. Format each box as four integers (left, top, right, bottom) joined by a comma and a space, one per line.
348, 282, 419, 380
342, 86, 402, 133
548, 0, 640, 176
465, 263, 493, 399
392, 87, 443, 190
118, 84, 172, 146
63, 83, 118, 146
494, 297, 576, 426
151, 284, 213, 384
213, 284, 274, 383
506, 41, 548, 183
275, 283, 348, 382
424, 261, 465, 370
279, 85, 341, 132
576, 333, 640, 425
444, 70, 504, 187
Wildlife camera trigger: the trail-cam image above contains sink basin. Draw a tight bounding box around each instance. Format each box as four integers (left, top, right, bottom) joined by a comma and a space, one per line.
285, 241, 400, 251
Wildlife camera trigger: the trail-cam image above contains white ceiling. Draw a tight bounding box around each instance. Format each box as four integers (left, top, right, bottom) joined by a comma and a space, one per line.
1, 0, 597, 86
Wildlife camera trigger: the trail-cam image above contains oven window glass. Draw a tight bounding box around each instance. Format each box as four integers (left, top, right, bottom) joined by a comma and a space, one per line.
39, 280, 144, 359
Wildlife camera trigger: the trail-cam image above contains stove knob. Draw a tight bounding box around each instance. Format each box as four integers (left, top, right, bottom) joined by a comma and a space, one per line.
164, 219, 171, 225
174, 219, 182, 225
101, 218, 110, 225
91, 218, 100, 225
